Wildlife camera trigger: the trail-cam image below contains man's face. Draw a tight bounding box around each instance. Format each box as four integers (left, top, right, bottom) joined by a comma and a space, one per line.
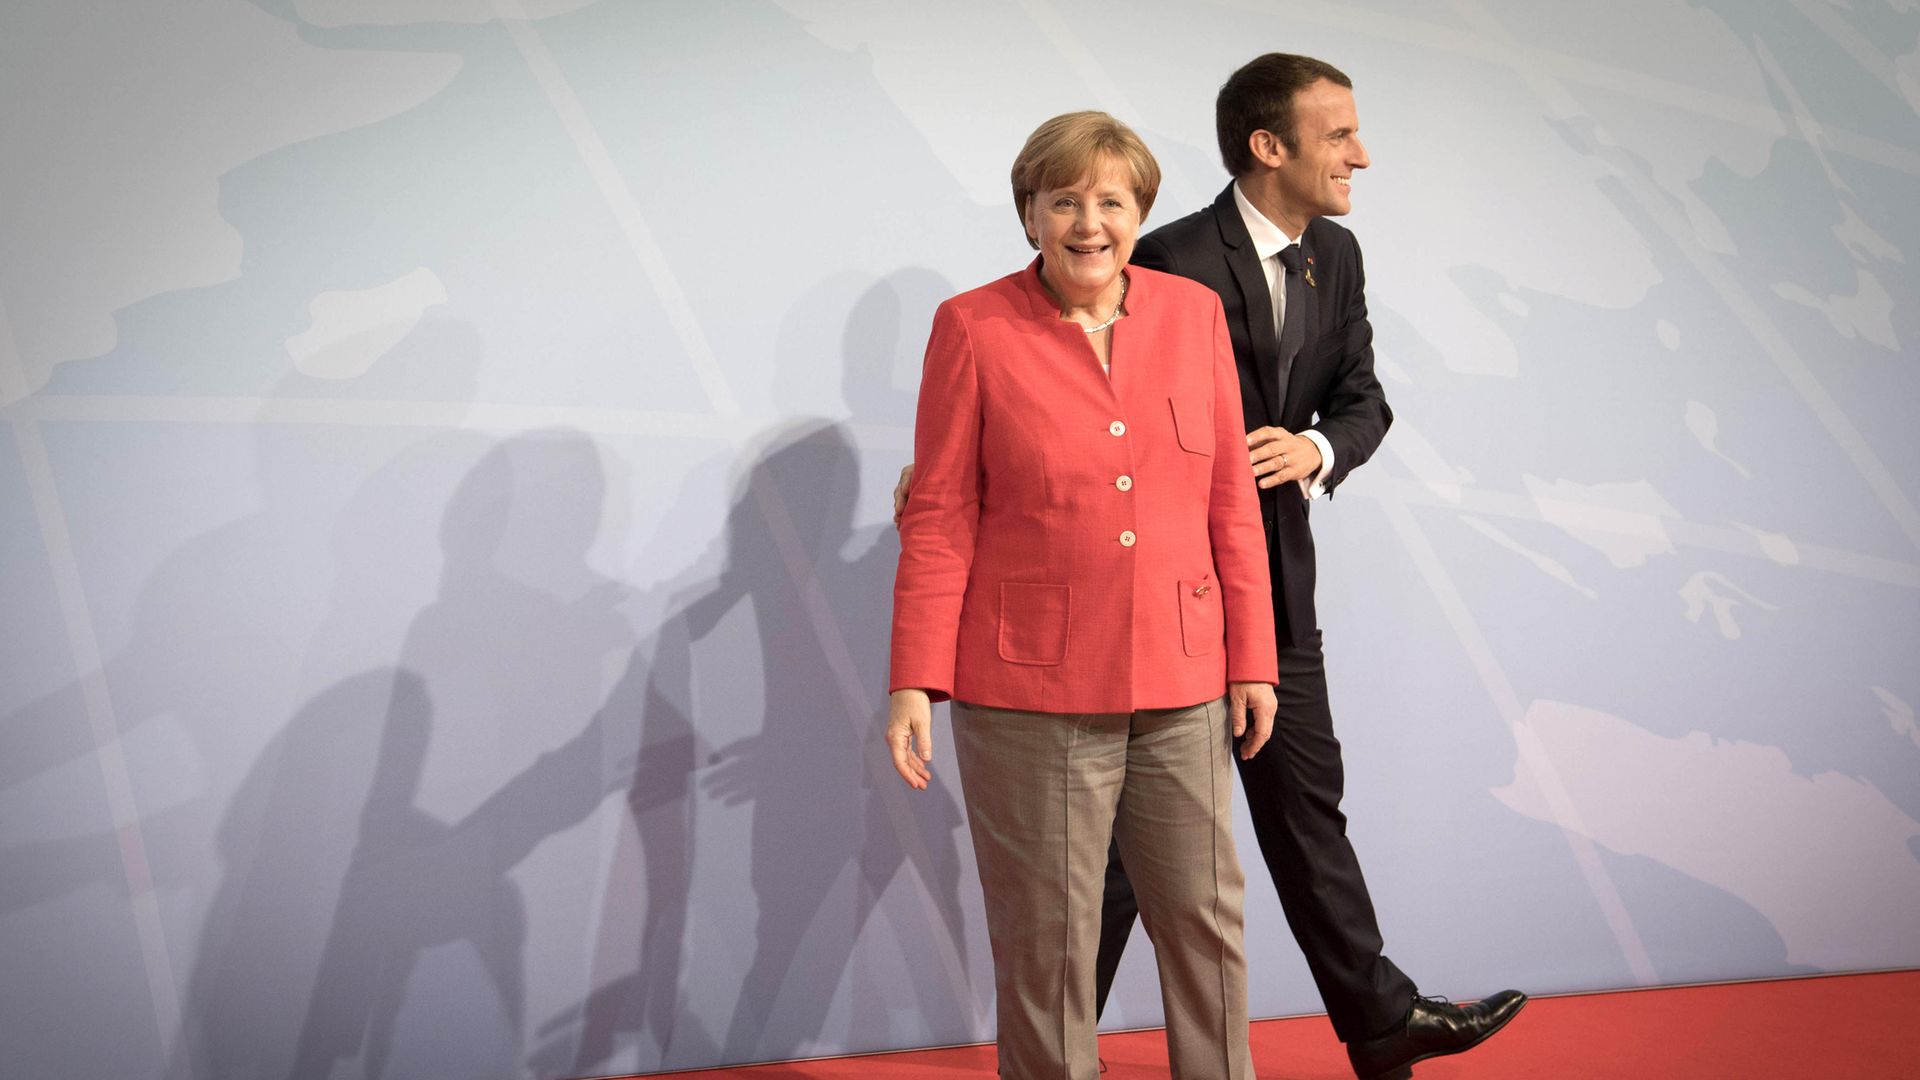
1269, 79, 1369, 223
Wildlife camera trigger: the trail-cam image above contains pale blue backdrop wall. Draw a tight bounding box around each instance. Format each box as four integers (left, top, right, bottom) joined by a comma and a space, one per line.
3, 1, 1917, 1077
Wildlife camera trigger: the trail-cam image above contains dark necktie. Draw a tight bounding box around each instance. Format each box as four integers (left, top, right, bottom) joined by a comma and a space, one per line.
1275, 244, 1305, 412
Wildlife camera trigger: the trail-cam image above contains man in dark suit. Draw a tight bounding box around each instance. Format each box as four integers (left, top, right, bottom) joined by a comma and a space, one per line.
1094, 53, 1526, 1080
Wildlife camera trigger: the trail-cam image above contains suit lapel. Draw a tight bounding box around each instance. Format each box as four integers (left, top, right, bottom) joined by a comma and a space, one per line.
1210, 188, 1282, 427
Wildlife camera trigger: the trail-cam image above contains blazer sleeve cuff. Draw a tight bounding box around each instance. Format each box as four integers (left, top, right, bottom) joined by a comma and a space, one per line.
1226, 657, 1279, 686
888, 662, 954, 704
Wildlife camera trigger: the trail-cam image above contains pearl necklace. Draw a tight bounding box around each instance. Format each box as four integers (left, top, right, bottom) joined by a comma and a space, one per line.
1081, 273, 1128, 334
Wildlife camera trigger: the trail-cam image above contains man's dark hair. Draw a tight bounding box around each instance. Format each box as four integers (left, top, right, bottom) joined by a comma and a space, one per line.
1216, 53, 1353, 176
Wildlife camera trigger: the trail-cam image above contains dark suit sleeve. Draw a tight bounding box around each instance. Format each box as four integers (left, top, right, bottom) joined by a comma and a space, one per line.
1130, 231, 1177, 276
1310, 237, 1392, 493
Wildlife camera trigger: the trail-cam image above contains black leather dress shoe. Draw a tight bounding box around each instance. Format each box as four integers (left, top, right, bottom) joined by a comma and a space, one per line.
1345, 990, 1528, 1080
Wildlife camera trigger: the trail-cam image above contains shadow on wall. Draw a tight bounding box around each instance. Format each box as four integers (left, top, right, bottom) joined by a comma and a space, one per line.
280, 430, 637, 1079
1, 321, 486, 1078
840, 268, 951, 426
2, 314, 481, 802
4, 274, 981, 1077
175, 668, 427, 1080
537, 421, 977, 1075
531, 265, 977, 1073
769, 266, 951, 426
527, 605, 720, 1075
163, 427, 636, 1080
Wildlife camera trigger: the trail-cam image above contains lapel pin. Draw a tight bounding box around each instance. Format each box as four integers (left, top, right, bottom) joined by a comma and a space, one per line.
1304, 254, 1316, 289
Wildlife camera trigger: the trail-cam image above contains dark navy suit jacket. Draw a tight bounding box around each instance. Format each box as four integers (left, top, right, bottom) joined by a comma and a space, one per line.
1132, 184, 1393, 646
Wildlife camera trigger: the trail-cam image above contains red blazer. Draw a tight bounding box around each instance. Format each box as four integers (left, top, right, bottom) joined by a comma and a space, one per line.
890, 260, 1278, 714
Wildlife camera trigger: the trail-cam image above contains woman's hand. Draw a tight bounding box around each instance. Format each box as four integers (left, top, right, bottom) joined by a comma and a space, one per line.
887, 688, 934, 789
1228, 681, 1276, 760
891, 463, 916, 525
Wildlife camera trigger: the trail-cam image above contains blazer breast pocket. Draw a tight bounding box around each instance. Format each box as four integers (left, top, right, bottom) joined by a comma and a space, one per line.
1169, 396, 1213, 456
1178, 576, 1221, 657
998, 582, 1070, 666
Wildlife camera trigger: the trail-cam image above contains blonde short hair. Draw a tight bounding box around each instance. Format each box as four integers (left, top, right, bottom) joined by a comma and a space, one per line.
1010, 111, 1162, 250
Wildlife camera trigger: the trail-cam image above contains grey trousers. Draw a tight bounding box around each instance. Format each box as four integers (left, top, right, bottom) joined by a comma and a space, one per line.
952, 698, 1253, 1080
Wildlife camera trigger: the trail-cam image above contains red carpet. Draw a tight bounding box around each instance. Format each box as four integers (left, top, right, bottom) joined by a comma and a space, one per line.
622, 969, 1918, 1078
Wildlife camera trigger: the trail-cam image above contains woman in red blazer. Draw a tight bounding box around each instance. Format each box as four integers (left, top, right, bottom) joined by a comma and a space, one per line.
887, 113, 1278, 1080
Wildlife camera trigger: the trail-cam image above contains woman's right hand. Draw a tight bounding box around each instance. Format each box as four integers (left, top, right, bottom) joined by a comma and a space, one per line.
887, 689, 935, 789
891, 463, 916, 525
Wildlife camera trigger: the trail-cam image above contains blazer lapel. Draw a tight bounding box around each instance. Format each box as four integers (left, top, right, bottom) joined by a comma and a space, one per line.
1210, 188, 1282, 427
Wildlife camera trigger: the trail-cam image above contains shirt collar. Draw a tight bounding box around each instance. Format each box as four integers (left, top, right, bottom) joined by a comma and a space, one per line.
1232, 180, 1301, 259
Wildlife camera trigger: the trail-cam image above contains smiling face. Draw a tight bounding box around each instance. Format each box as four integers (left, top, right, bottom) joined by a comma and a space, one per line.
1264, 78, 1369, 233
1024, 155, 1141, 306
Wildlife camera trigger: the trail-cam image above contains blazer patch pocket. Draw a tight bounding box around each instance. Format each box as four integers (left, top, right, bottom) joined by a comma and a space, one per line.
1178, 576, 1222, 657
998, 582, 1070, 666
1169, 396, 1213, 456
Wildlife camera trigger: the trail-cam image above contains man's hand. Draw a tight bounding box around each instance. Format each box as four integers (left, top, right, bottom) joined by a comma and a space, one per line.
887, 688, 934, 789
1247, 427, 1322, 489
1228, 681, 1277, 759
891, 463, 916, 526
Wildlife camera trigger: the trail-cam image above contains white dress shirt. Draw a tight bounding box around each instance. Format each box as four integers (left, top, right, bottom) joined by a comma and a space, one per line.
1232, 181, 1335, 500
